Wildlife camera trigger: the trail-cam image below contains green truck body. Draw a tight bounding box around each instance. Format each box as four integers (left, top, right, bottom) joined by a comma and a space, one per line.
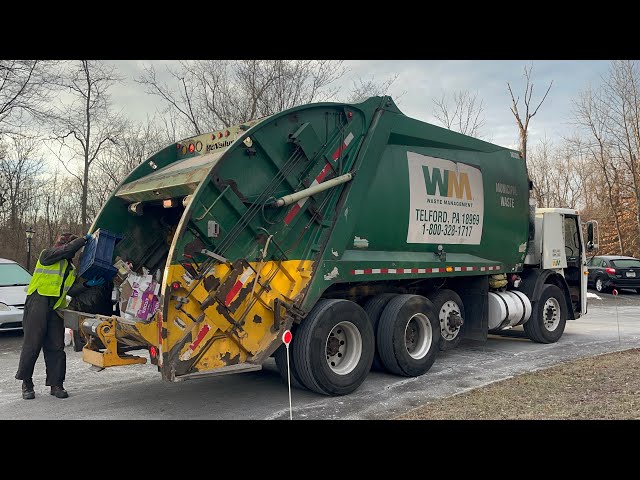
68, 96, 587, 396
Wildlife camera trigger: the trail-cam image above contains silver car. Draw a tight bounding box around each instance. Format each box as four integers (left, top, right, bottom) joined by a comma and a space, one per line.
0, 258, 31, 331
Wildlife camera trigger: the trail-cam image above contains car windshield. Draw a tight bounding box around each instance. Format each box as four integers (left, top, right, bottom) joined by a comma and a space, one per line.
611, 259, 640, 268
0, 263, 32, 286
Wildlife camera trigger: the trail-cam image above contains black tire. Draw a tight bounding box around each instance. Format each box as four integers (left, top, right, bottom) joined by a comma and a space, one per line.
361, 293, 397, 371
595, 276, 608, 293
273, 336, 305, 390
292, 299, 374, 396
523, 284, 567, 344
72, 330, 86, 352
377, 294, 440, 377
426, 289, 465, 351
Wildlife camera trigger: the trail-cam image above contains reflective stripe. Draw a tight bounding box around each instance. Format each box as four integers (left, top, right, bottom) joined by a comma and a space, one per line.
34, 267, 62, 275
27, 256, 74, 309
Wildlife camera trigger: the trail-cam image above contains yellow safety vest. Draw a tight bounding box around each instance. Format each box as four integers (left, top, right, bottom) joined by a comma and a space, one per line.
27, 255, 77, 310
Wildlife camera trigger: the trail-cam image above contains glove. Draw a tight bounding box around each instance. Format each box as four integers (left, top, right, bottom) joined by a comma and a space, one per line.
85, 233, 92, 240
85, 277, 105, 287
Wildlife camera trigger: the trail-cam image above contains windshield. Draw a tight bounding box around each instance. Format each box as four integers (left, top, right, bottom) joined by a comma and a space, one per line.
0, 263, 32, 286
611, 259, 640, 268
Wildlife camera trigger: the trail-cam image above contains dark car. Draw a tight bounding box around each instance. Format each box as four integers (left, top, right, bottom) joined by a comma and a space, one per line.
586, 255, 640, 293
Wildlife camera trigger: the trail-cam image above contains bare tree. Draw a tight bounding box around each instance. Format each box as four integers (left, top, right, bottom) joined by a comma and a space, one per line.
601, 60, 640, 246
527, 133, 591, 212
50, 60, 125, 231
0, 134, 44, 262
507, 64, 553, 162
136, 60, 347, 135
527, 136, 553, 207
94, 115, 166, 198
572, 85, 626, 254
433, 90, 486, 137
348, 74, 402, 103
0, 60, 60, 135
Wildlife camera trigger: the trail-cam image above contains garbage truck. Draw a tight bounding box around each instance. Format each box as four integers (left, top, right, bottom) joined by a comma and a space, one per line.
63, 95, 593, 396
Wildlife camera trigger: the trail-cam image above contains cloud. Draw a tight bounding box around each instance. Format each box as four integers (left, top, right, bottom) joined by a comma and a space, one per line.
105, 60, 610, 150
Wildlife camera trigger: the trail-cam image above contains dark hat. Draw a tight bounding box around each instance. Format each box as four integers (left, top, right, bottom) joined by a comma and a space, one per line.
54, 232, 79, 247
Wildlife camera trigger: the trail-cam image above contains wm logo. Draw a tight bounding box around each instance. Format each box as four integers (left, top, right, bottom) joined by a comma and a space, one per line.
422, 166, 472, 200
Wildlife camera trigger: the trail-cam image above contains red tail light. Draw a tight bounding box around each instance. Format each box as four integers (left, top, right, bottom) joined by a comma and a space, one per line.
149, 346, 157, 358
605, 267, 616, 275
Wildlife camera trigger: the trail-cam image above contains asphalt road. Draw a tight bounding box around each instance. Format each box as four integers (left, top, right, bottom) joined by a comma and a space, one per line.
1, 288, 638, 420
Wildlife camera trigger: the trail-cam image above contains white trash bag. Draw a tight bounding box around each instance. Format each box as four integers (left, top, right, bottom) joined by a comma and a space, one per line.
64, 327, 73, 346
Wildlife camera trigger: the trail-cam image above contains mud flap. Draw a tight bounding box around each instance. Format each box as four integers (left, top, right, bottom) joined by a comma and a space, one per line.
454, 275, 489, 342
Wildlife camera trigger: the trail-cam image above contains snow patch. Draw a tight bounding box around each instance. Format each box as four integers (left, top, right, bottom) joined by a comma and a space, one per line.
587, 292, 602, 300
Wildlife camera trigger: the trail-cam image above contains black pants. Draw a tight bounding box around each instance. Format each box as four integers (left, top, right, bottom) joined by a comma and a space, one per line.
15, 293, 66, 386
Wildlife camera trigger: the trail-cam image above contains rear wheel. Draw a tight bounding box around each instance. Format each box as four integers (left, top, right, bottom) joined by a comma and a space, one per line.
361, 293, 397, 370
595, 276, 608, 293
426, 289, 465, 351
524, 284, 567, 343
72, 330, 86, 352
292, 299, 374, 396
377, 294, 440, 377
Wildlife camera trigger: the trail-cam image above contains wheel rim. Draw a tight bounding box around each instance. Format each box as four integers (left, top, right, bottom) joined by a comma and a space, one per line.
439, 301, 462, 341
543, 297, 561, 331
404, 313, 433, 359
325, 321, 362, 375
596, 278, 603, 292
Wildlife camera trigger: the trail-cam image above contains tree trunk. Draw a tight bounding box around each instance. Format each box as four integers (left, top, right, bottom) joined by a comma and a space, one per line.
604, 178, 625, 254
82, 159, 88, 232
83, 60, 91, 232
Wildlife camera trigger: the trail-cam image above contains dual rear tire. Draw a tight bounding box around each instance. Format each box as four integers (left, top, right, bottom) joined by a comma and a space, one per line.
278, 295, 441, 395
376, 294, 440, 377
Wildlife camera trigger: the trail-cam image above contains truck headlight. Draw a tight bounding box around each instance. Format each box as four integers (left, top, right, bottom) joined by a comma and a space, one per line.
0, 302, 10, 311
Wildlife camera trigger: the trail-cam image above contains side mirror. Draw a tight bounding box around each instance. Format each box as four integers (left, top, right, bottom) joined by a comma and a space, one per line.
586, 221, 598, 251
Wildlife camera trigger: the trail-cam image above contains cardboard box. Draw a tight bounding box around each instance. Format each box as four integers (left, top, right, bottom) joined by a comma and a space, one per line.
120, 273, 160, 322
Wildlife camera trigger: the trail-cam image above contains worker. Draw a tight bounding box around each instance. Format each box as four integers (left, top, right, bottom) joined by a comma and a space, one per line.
15, 232, 105, 399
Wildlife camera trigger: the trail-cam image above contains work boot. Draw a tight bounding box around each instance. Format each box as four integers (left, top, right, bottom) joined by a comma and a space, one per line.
50, 385, 69, 399
22, 380, 35, 400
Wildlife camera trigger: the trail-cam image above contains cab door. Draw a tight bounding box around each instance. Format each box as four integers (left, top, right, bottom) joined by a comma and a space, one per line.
563, 214, 587, 316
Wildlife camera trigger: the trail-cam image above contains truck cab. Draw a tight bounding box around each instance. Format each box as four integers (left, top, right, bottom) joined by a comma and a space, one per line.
524, 207, 589, 320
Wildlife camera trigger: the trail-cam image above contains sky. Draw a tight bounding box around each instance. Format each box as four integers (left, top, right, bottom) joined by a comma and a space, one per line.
108, 60, 611, 150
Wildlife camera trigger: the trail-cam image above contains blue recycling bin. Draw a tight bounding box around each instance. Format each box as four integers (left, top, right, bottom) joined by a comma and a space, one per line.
78, 229, 122, 281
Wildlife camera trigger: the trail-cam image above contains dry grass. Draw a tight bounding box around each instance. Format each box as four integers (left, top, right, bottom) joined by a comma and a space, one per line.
397, 348, 640, 420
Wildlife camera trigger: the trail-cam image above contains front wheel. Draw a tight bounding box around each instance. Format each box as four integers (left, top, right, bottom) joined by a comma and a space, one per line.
524, 284, 568, 344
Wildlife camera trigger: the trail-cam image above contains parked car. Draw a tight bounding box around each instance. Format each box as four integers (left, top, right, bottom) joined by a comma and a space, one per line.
586, 255, 640, 293
0, 258, 31, 331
